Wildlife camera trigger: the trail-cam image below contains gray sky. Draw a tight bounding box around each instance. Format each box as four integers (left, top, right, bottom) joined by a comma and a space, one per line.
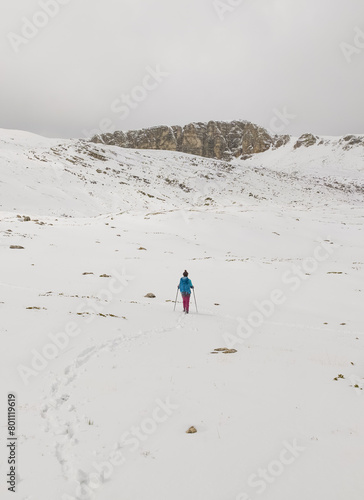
1, 0, 364, 139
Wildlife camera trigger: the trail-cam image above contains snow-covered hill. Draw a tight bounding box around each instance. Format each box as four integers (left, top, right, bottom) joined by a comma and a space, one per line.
240, 134, 364, 181
0, 129, 363, 500
0, 128, 363, 218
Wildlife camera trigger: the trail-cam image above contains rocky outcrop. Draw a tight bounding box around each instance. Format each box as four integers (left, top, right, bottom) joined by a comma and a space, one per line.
90, 120, 289, 160
294, 133, 319, 149
339, 135, 364, 150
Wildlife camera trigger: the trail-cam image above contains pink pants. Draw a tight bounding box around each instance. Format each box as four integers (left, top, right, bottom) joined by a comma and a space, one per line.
182, 293, 191, 312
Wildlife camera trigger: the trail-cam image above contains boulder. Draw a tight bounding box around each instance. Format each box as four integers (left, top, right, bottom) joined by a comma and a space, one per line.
186, 426, 197, 434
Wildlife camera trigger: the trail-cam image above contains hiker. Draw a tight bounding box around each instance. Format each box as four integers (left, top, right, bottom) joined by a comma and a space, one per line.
178, 270, 194, 313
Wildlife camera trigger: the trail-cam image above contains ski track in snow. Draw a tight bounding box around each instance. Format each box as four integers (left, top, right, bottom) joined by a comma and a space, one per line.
40, 311, 191, 496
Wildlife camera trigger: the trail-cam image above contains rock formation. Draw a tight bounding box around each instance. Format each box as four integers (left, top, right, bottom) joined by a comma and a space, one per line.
293, 133, 319, 149
90, 120, 290, 160
90, 120, 363, 161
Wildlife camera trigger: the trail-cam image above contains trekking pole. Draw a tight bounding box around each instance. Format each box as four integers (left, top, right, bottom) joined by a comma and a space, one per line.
173, 288, 179, 311
193, 288, 198, 314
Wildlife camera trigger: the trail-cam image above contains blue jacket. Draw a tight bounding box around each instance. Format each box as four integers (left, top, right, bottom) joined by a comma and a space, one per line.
179, 277, 193, 294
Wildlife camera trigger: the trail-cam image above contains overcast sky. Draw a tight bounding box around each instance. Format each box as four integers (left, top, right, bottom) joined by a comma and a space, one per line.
1, 0, 364, 138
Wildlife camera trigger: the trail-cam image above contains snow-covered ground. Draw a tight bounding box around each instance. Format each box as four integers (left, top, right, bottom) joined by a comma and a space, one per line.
240, 134, 364, 182
0, 129, 363, 500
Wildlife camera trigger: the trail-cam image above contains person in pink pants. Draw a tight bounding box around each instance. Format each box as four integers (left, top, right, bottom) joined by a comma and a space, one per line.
182, 293, 190, 312
178, 270, 194, 313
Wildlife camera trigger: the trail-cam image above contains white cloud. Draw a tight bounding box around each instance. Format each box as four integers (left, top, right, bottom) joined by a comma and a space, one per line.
1, 0, 363, 138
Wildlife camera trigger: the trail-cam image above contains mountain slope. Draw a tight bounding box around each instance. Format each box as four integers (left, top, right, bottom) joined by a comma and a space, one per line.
240, 134, 364, 181
0, 128, 363, 218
